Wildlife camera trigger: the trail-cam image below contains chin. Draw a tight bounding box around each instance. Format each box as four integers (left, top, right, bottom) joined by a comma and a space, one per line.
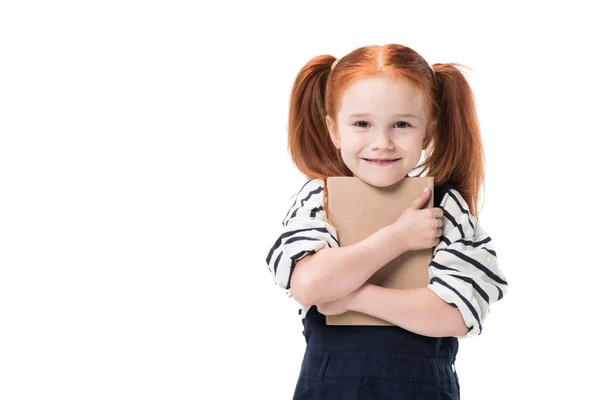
357, 173, 406, 188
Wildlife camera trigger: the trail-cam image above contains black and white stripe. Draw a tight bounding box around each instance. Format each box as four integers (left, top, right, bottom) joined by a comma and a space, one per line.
267, 182, 508, 336
267, 179, 339, 301
427, 189, 508, 338
281, 179, 316, 225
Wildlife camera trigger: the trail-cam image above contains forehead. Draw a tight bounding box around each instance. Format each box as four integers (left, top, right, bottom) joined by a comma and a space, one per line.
338, 77, 425, 118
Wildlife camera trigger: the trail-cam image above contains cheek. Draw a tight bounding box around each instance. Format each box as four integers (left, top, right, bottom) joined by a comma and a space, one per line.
342, 134, 366, 150
400, 135, 424, 151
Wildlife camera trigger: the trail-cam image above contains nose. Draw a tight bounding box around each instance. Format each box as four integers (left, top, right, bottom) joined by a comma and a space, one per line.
371, 129, 394, 150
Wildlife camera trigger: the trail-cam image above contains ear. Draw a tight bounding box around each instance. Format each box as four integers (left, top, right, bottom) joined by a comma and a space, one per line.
326, 115, 341, 149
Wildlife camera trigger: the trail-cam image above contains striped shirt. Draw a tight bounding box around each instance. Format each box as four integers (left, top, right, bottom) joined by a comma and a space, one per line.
265, 178, 508, 338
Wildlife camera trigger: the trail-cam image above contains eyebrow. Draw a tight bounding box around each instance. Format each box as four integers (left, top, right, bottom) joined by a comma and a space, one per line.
348, 112, 420, 119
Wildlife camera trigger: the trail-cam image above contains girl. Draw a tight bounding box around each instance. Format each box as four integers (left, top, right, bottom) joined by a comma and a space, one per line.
266, 44, 508, 399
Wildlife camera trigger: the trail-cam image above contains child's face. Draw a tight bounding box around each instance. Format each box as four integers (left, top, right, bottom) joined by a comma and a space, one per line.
326, 76, 428, 188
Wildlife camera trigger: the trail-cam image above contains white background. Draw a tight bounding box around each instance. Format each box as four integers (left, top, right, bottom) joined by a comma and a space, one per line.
1, 1, 598, 399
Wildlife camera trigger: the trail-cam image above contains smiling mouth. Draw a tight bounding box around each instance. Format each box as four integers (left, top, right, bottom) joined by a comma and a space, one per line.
363, 158, 401, 162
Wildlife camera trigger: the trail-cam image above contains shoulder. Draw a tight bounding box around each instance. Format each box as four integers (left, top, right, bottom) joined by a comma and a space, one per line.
299, 178, 325, 195
292, 178, 325, 206
434, 184, 469, 213
434, 184, 478, 239
282, 178, 326, 226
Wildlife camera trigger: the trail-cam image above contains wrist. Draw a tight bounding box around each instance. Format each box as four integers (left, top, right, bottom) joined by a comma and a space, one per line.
349, 283, 372, 312
381, 223, 408, 257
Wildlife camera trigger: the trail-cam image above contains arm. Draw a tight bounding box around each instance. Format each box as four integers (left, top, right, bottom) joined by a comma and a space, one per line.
292, 224, 405, 306
424, 188, 508, 338
349, 283, 468, 337
266, 178, 408, 307
291, 182, 436, 307
343, 188, 507, 339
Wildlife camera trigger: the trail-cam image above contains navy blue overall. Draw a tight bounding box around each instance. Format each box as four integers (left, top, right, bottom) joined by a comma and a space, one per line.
292, 184, 461, 400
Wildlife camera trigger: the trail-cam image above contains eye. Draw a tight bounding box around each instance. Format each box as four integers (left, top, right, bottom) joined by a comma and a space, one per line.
354, 121, 369, 128
353, 121, 412, 129
394, 121, 412, 128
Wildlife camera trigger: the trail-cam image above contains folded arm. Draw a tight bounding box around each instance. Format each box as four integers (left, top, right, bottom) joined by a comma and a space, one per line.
266, 178, 409, 307
346, 188, 507, 338
349, 283, 469, 337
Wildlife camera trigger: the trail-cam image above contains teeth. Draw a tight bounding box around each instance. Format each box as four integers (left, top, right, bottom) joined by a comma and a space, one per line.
363, 158, 399, 163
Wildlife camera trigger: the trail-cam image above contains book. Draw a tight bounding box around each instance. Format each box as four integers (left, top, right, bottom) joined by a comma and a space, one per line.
324, 176, 435, 326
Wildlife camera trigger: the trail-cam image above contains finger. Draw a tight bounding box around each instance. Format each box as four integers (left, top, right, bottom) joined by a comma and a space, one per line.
435, 207, 444, 218
408, 187, 431, 210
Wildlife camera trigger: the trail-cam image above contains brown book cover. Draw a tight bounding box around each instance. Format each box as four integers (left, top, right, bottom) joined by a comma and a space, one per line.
325, 176, 435, 326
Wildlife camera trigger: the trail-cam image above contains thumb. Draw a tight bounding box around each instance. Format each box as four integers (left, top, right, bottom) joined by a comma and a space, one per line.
408, 187, 431, 210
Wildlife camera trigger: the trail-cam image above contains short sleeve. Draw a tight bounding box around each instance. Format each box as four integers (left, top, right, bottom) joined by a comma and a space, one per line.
427, 188, 508, 338
265, 179, 339, 298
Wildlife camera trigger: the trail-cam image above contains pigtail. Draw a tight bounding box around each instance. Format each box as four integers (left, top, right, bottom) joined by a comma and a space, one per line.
287, 55, 352, 180
420, 63, 485, 219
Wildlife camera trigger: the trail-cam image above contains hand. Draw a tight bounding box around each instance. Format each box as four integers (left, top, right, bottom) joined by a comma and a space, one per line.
315, 287, 361, 316
392, 187, 443, 252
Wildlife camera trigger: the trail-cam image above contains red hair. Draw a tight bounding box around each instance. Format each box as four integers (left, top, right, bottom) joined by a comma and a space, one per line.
287, 44, 486, 219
